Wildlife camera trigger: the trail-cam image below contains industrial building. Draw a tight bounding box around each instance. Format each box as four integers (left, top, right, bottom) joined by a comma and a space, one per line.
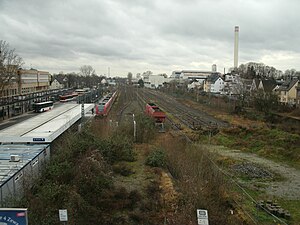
0, 103, 94, 205
143, 74, 170, 89
171, 70, 214, 81
0, 144, 50, 206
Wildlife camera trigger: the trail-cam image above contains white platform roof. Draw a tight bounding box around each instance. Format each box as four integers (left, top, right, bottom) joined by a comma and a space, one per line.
0, 144, 49, 186
0, 103, 94, 143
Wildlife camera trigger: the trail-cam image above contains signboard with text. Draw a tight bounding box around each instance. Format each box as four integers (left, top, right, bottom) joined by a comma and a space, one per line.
33, 138, 45, 142
0, 208, 28, 225
59, 209, 68, 222
197, 209, 209, 225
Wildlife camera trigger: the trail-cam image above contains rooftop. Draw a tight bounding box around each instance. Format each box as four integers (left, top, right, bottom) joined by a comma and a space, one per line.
207, 73, 222, 83
0, 103, 94, 143
0, 144, 49, 186
277, 79, 299, 91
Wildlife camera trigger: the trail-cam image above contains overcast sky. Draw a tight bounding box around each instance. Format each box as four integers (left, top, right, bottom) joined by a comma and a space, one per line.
1, 0, 300, 76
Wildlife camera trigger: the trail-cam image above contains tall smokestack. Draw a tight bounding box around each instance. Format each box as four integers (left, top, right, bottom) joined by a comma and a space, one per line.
234, 26, 239, 68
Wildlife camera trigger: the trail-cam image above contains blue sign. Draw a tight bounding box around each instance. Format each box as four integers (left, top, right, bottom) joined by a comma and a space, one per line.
33, 138, 45, 142
0, 208, 28, 225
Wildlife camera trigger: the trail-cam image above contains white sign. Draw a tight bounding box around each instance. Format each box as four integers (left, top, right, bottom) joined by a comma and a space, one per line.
59, 209, 68, 222
197, 209, 209, 225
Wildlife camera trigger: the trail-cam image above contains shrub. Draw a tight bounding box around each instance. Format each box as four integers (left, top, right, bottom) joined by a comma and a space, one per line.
128, 190, 142, 209
99, 135, 136, 163
129, 211, 143, 223
145, 148, 166, 168
135, 113, 156, 143
113, 163, 134, 176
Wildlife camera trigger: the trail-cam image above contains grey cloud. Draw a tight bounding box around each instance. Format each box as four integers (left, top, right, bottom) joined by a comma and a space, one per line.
1, 0, 300, 75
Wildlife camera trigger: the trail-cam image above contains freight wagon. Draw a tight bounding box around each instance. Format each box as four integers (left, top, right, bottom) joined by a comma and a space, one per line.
145, 103, 166, 123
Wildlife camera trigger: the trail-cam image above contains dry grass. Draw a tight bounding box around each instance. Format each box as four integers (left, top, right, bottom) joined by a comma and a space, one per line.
156, 133, 251, 225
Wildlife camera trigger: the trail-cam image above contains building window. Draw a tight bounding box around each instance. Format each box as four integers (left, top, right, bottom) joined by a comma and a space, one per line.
32, 158, 39, 167
14, 172, 23, 182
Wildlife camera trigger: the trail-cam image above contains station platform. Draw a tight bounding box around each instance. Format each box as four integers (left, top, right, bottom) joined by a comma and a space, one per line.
0, 103, 94, 143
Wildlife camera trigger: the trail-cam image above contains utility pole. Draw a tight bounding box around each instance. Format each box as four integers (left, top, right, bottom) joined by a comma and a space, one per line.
81, 101, 84, 117
133, 120, 136, 142
133, 114, 136, 142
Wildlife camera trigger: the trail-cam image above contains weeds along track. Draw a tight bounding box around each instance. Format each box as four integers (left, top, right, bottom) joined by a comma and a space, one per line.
115, 85, 145, 123
139, 88, 229, 132
135, 88, 291, 224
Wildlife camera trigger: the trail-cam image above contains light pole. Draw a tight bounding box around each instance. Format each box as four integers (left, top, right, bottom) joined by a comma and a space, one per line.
133, 114, 136, 142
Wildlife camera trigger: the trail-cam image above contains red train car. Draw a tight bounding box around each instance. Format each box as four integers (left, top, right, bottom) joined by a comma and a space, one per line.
145, 103, 166, 123
95, 91, 117, 116
59, 93, 78, 102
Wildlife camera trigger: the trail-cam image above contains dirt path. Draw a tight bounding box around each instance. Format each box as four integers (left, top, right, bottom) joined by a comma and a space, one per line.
206, 145, 300, 200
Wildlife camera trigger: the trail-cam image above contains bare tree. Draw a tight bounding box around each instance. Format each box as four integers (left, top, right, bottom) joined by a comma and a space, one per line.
79, 65, 95, 77
0, 40, 24, 97
229, 77, 251, 113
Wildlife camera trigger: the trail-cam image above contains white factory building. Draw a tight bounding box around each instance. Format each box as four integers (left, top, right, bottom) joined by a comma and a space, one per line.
142, 66, 221, 90
144, 74, 171, 89
171, 70, 217, 84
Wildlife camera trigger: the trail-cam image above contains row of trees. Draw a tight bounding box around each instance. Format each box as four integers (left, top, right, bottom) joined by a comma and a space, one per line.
231, 62, 300, 80
0, 40, 108, 92
53, 64, 104, 88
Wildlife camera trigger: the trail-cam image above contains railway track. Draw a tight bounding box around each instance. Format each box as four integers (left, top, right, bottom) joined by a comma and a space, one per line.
138, 88, 229, 133
114, 85, 144, 124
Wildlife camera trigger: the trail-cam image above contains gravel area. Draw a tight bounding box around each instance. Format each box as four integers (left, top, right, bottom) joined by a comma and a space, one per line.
208, 145, 300, 200
232, 162, 273, 179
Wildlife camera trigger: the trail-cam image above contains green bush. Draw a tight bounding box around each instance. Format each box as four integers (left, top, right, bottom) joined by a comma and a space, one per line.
113, 163, 134, 176
145, 148, 166, 168
99, 135, 136, 163
135, 113, 156, 143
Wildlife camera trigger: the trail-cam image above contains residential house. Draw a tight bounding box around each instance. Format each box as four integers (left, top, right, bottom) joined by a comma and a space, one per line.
258, 79, 278, 93
50, 77, 64, 90
276, 79, 299, 105
187, 80, 202, 91
250, 79, 261, 93
203, 73, 224, 93
250, 79, 280, 96
296, 84, 300, 108
223, 74, 240, 95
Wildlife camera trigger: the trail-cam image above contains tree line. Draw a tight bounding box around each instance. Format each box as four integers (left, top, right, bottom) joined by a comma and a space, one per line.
0, 40, 108, 93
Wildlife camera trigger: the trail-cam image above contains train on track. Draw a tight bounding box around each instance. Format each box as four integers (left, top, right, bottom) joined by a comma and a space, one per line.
95, 91, 117, 116
145, 103, 166, 123
59, 92, 78, 102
